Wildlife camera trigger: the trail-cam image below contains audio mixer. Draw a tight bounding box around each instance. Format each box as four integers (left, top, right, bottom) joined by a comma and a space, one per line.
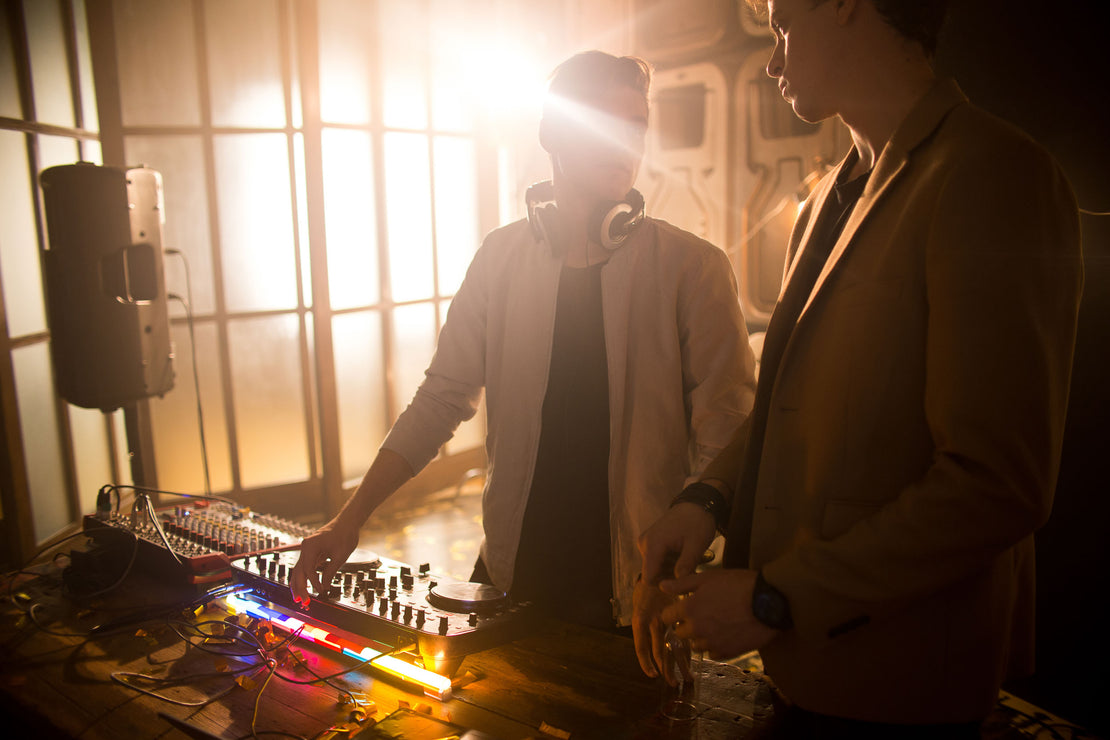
83, 501, 313, 584
230, 549, 535, 675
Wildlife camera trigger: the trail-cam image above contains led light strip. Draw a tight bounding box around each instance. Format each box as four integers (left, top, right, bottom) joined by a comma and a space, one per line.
224, 592, 452, 699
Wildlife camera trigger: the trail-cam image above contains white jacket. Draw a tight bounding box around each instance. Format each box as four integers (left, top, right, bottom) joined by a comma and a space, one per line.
383, 217, 755, 624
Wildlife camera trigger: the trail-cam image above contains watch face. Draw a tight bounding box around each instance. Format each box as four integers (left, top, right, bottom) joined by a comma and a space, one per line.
753, 585, 789, 629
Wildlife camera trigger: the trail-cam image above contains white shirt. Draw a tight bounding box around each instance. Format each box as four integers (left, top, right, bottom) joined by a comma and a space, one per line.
383, 217, 756, 625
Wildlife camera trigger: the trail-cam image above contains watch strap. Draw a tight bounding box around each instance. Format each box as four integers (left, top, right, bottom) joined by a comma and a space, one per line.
670, 481, 731, 532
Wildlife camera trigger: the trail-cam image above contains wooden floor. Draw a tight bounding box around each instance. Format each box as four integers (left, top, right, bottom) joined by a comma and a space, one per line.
353, 473, 486, 583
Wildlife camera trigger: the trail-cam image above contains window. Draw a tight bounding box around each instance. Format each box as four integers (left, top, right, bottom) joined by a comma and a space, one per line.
1, 0, 561, 565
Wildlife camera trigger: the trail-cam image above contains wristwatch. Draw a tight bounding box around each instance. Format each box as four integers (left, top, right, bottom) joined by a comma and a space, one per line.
751, 570, 793, 630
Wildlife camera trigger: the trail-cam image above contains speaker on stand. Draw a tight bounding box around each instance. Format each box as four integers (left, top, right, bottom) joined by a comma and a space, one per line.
39, 162, 175, 489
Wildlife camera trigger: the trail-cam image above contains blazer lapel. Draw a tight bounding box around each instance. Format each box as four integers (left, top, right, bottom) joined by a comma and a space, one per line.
794, 78, 970, 321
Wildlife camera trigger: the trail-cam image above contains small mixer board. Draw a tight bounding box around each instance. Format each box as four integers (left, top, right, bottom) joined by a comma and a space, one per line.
231, 549, 535, 674
83, 501, 313, 585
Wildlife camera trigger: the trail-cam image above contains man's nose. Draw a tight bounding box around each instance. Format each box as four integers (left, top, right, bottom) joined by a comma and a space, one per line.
766, 41, 784, 78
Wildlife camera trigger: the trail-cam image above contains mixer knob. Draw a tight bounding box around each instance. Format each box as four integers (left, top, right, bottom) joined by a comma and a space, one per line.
400, 566, 411, 577
403, 604, 412, 622
468, 613, 478, 627
419, 563, 431, 575
401, 573, 414, 590
389, 575, 398, 589
364, 590, 374, 609
378, 598, 388, 615
416, 609, 426, 628
391, 602, 400, 619
438, 615, 449, 635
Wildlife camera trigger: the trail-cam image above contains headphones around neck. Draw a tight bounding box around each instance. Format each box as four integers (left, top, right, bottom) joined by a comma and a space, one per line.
525, 180, 646, 256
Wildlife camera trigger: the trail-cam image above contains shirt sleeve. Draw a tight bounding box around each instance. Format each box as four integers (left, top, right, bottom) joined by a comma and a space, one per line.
380, 237, 491, 474
679, 241, 758, 481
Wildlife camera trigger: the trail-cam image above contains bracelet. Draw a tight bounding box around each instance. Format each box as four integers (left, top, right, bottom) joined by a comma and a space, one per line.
671, 481, 731, 532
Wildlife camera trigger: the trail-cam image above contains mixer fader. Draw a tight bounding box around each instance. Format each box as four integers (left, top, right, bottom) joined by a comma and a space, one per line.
230, 549, 535, 675
83, 501, 313, 584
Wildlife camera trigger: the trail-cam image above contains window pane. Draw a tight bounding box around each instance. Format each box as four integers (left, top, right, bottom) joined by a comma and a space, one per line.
333, 310, 387, 481
67, 404, 112, 514
391, 303, 436, 424
80, 139, 102, 164
434, 136, 479, 296
151, 320, 231, 494
429, 0, 481, 133
13, 343, 69, 542
385, 132, 433, 302
323, 128, 379, 309
0, 131, 47, 337
125, 135, 216, 317
381, 0, 427, 130
114, 0, 201, 127
37, 132, 80, 170
109, 409, 132, 487
213, 133, 298, 312
22, 0, 74, 128
73, 0, 98, 132
228, 315, 309, 488
1, 5, 21, 118
318, 0, 374, 125
205, 0, 285, 128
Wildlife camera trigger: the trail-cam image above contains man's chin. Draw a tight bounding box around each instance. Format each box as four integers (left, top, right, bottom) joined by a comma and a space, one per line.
790, 100, 831, 125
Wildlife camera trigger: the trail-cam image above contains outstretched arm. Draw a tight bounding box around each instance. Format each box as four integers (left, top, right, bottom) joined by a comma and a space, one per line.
289, 448, 413, 604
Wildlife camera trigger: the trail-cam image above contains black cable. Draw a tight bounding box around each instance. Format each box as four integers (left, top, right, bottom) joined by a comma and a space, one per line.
165, 247, 213, 498
4, 525, 140, 604
102, 483, 237, 508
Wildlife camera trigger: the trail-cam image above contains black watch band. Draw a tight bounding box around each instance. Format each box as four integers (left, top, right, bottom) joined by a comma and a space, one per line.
670, 481, 731, 532
751, 569, 793, 630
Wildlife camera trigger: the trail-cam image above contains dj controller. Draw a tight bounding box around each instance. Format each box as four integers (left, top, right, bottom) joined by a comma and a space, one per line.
82, 500, 533, 675
231, 549, 535, 675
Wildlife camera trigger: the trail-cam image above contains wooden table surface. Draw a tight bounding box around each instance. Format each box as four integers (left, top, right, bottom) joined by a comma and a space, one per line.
0, 553, 777, 740
3, 545, 1095, 740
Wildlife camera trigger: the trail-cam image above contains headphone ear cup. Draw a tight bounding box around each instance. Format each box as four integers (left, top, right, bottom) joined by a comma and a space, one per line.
590, 189, 645, 251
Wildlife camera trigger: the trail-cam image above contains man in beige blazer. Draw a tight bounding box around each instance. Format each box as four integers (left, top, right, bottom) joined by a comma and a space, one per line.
633, 0, 1084, 734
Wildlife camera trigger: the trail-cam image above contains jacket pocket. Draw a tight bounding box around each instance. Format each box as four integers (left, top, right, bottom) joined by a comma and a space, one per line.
820, 499, 883, 539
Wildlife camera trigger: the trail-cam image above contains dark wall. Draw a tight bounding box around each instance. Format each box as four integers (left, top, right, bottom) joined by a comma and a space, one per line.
935, 1, 1110, 733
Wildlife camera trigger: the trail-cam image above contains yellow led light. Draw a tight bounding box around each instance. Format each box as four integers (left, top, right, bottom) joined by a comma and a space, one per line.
224, 592, 452, 699
374, 654, 453, 698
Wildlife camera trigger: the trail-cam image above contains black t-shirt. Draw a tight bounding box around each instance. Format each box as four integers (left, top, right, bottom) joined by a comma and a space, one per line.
511, 262, 614, 630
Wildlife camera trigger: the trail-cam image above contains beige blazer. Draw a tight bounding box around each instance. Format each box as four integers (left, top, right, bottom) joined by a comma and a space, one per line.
706, 79, 1084, 722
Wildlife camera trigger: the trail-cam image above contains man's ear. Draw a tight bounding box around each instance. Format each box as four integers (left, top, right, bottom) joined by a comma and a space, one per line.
834, 0, 858, 25
539, 117, 559, 154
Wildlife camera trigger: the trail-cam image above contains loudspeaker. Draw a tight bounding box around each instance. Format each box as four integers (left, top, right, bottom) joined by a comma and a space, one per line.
39, 163, 174, 411
526, 180, 646, 255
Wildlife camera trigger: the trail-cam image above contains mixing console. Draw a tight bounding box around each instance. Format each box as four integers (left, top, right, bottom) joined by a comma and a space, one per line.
83, 501, 312, 585
230, 548, 535, 675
